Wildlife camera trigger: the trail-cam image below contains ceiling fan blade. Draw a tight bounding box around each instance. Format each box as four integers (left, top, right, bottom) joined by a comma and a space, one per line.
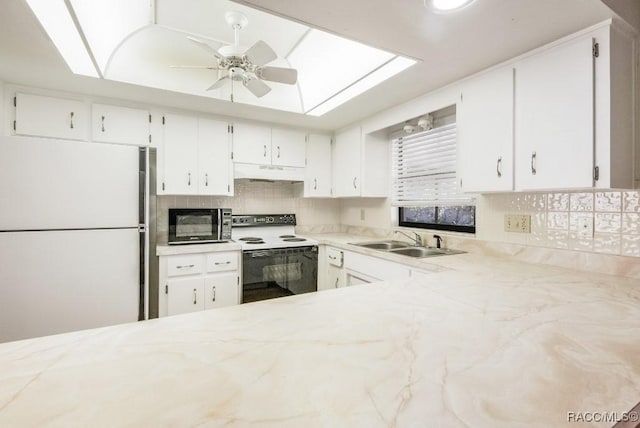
207, 75, 229, 91
244, 40, 277, 66
186, 36, 225, 62
257, 66, 298, 85
244, 78, 271, 97
169, 65, 219, 70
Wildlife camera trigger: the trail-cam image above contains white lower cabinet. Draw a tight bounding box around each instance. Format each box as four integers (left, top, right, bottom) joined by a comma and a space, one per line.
319, 245, 412, 290
159, 250, 240, 317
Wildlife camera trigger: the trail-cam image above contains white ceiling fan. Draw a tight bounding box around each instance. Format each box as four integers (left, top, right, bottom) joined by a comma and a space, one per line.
173, 11, 298, 98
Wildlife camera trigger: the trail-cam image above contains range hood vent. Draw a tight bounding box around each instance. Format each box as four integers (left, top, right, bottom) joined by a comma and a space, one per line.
234, 163, 304, 181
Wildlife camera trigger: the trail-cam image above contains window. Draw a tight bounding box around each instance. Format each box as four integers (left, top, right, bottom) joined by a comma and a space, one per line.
392, 107, 475, 233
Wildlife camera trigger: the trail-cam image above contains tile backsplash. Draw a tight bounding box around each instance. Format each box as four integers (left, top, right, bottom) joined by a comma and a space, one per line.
156, 180, 340, 243
478, 190, 640, 257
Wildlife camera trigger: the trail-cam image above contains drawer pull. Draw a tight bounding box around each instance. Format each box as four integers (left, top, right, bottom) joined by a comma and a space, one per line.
70, 112, 75, 129
212, 286, 216, 302
313, 178, 317, 190
176, 264, 195, 269
531, 151, 537, 175
496, 156, 502, 178
214, 261, 231, 265
101, 115, 105, 132
328, 255, 337, 260
193, 288, 197, 305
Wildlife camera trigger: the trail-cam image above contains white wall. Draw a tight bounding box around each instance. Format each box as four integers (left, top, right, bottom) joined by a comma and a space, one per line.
156, 181, 340, 243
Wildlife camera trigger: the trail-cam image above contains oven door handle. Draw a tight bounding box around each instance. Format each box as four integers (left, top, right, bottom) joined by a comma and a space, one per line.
248, 250, 277, 258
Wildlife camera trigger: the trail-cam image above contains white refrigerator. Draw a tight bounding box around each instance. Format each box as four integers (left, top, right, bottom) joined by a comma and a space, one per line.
0, 136, 146, 342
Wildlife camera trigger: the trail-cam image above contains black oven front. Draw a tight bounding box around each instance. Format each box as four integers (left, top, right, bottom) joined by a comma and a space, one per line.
242, 246, 318, 303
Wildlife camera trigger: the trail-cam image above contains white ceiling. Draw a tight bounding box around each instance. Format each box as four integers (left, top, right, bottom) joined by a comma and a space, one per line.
0, 0, 636, 131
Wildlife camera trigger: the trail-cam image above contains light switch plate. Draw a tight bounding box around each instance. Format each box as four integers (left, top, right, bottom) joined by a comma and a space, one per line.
504, 214, 531, 233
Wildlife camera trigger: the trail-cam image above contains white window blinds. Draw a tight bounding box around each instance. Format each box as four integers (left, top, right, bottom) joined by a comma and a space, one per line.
392, 123, 473, 206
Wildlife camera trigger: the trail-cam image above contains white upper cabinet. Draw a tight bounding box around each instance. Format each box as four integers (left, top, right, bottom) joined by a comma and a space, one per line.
232, 122, 272, 165
160, 114, 233, 196
161, 113, 198, 195
232, 123, 306, 167
271, 127, 306, 167
515, 36, 595, 191
333, 125, 389, 198
91, 104, 150, 146
458, 67, 514, 192
198, 118, 233, 196
304, 134, 332, 197
333, 126, 362, 197
14, 93, 87, 141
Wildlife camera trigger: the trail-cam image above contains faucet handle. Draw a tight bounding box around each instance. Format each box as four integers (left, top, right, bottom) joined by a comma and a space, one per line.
433, 234, 443, 249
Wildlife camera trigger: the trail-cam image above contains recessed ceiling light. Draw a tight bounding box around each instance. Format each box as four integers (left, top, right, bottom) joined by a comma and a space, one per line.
425, 0, 476, 12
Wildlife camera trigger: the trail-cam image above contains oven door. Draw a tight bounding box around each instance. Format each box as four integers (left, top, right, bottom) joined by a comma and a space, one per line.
242, 247, 317, 303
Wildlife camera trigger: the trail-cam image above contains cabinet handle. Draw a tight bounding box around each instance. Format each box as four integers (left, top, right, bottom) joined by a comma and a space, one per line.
313, 178, 317, 190
193, 288, 197, 305
69, 112, 74, 129
277, 145, 281, 158
353, 177, 357, 189
205, 173, 208, 187
531, 151, 537, 175
328, 255, 337, 260
101, 115, 105, 132
335, 277, 339, 288
214, 261, 231, 265
496, 156, 502, 178
188, 172, 191, 186
212, 286, 216, 302
263, 145, 267, 157
176, 264, 195, 269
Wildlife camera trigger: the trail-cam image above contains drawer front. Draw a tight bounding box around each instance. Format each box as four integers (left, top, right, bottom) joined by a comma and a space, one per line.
206, 251, 238, 272
167, 254, 204, 277
327, 247, 344, 267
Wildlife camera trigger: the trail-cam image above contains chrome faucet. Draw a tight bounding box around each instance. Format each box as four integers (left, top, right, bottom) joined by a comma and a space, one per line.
395, 230, 422, 246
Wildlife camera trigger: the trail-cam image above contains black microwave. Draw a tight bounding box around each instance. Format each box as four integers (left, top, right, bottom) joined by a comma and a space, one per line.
168, 208, 232, 245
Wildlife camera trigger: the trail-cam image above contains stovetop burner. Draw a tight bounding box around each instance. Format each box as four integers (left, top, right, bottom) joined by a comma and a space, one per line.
283, 238, 306, 242
244, 240, 265, 244
239, 237, 263, 242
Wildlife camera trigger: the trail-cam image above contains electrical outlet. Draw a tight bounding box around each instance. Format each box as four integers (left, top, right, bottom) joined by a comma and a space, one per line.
504, 214, 531, 233
578, 216, 594, 238
360, 209, 366, 221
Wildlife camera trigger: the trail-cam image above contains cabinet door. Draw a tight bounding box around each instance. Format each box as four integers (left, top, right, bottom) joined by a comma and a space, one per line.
333, 126, 361, 197
271, 127, 306, 167
305, 134, 332, 197
232, 122, 271, 165
167, 277, 204, 316
15, 93, 87, 141
458, 67, 514, 192
515, 36, 595, 190
204, 273, 238, 309
198, 118, 232, 195
162, 114, 198, 195
92, 104, 150, 146
327, 264, 345, 289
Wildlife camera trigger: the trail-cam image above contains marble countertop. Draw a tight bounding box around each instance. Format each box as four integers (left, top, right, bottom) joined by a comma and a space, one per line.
156, 241, 241, 256
2, 236, 640, 427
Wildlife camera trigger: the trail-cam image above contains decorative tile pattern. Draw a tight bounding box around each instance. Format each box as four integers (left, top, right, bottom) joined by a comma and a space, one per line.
547, 212, 569, 230
595, 192, 621, 212
594, 213, 622, 234
623, 191, 640, 213
570, 193, 594, 212
622, 213, 640, 235
593, 233, 621, 255
547, 193, 569, 211
622, 235, 640, 257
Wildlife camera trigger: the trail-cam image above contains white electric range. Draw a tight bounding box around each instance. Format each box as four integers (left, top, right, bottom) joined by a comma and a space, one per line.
231, 214, 318, 303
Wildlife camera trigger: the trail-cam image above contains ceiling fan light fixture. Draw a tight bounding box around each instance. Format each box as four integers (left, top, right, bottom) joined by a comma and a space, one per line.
425, 0, 476, 12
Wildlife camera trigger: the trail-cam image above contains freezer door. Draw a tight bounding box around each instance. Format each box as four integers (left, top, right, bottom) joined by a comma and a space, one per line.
0, 137, 139, 230
0, 229, 139, 342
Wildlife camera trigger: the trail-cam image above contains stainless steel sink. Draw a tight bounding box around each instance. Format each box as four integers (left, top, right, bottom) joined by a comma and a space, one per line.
350, 240, 465, 258
388, 247, 447, 258
351, 240, 411, 250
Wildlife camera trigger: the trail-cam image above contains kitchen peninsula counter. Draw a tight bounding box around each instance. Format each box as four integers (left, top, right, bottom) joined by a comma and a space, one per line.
1, 245, 639, 427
